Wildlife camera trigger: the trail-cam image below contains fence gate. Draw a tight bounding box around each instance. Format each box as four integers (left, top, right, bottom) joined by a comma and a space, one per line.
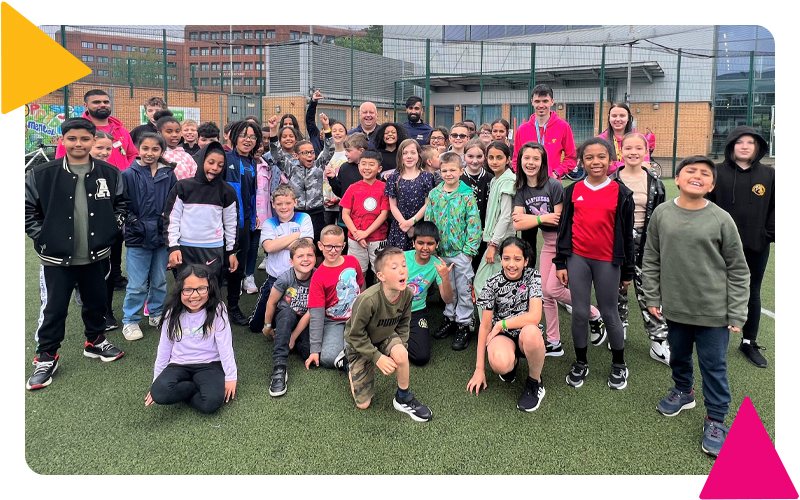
567, 104, 595, 145
227, 94, 262, 124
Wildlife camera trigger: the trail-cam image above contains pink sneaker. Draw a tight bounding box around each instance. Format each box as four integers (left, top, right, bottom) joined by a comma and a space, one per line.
143, 301, 149, 317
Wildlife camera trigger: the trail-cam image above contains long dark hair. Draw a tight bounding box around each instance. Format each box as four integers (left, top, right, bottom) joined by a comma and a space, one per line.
374, 122, 409, 151
428, 126, 450, 147
280, 114, 300, 132
514, 141, 549, 190
604, 102, 633, 139
499, 236, 535, 270
228, 120, 262, 159
161, 265, 225, 343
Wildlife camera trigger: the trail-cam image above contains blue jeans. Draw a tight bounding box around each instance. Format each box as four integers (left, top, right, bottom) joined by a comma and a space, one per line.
122, 246, 168, 324
666, 320, 731, 422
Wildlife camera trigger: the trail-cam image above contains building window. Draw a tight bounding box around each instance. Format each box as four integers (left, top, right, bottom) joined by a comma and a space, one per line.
223, 77, 230, 86
245, 78, 253, 86
200, 32, 209, 41
112, 57, 122, 64
167, 62, 176, 68
189, 32, 198, 41
233, 47, 241, 55
244, 47, 253, 55
255, 47, 263, 55
266, 30, 276, 39
222, 63, 231, 71
190, 63, 198, 72
327, 36, 335, 44
233, 62, 242, 71
126, 45, 136, 52
201, 47, 209, 56
314, 34, 323, 43
255, 31, 264, 40
244, 62, 253, 70
211, 47, 219, 56
97, 56, 109, 63
97, 43, 109, 50
244, 31, 253, 39
211, 62, 220, 71
112, 71, 121, 78
111, 44, 122, 51
156, 48, 163, 55
301, 32, 309, 40
189, 47, 198, 56
167, 49, 176, 56
290, 31, 300, 40
81, 55, 94, 62
222, 47, 230, 56
211, 32, 220, 40
96, 70, 108, 76
81, 41, 94, 49
444, 25, 466, 41
233, 78, 241, 86
212, 78, 220, 86
233, 31, 242, 40
201, 78, 209, 86
140, 47, 149, 53
222, 32, 230, 40
200, 63, 210, 71
255, 63, 263, 71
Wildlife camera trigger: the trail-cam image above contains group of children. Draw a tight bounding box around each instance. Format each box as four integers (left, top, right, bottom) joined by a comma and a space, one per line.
25, 88, 773, 457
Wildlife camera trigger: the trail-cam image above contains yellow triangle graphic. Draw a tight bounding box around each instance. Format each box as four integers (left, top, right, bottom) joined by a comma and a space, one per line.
1, 3, 91, 113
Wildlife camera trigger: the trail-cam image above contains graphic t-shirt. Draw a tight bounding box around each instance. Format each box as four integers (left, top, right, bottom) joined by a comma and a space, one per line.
340, 180, 390, 242
274, 267, 315, 315
403, 250, 443, 312
513, 177, 565, 233
308, 255, 365, 321
476, 267, 542, 335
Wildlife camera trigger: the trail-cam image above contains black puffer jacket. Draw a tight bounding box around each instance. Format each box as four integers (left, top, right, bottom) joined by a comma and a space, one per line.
609, 165, 666, 267
707, 126, 775, 253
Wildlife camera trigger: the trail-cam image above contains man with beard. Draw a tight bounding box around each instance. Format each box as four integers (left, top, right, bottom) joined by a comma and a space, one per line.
347, 101, 380, 150
57, 89, 138, 170
401, 96, 432, 146
55, 89, 138, 327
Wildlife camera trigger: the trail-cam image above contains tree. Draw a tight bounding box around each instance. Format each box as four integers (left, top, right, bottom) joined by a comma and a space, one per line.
334, 25, 383, 55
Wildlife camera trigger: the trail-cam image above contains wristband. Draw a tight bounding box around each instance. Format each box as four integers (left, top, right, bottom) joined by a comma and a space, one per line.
412, 217, 417, 224
537, 215, 542, 225
489, 241, 498, 248
265, 323, 272, 328
323, 129, 331, 134
502, 319, 507, 330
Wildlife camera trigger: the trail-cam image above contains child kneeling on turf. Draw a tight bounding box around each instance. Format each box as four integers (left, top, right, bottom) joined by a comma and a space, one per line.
404, 221, 454, 366
146, 265, 237, 414
344, 247, 433, 421
261, 239, 317, 397
467, 237, 546, 412
642, 155, 749, 458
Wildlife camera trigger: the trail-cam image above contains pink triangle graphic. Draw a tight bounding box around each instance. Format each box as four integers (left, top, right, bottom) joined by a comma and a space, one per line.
701, 397, 798, 499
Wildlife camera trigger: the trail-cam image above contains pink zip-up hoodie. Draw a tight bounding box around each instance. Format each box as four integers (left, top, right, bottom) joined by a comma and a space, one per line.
512, 111, 576, 177
56, 111, 138, 170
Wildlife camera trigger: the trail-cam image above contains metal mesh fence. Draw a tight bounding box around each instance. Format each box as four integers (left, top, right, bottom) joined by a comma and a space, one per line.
28, 25, 774, 176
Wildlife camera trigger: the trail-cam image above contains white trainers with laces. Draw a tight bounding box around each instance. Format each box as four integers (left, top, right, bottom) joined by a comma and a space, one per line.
149, 315, 162, 328
122, 323, 144, 341
650, 340, 671, 366
244, 275, 258, 294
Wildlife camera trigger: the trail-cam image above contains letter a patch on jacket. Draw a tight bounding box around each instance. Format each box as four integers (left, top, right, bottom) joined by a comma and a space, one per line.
95, 178, 111, 199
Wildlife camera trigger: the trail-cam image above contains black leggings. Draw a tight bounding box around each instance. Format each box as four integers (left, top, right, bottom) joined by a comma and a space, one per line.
567, 254, 625, 352
225, 219, 251, 309
742, 246, 771, 341
150, 361, 226, 414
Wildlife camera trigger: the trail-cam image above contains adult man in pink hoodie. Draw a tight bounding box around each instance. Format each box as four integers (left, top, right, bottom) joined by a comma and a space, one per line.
56, 89, 138, 170
511, 84, 577, 178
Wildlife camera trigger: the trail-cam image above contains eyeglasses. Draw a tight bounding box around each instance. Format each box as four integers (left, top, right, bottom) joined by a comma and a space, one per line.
321, 244, 344, 252
181, 286, 209, 297
450, 133, 468, 139
479, 131, 492, 136
238, 134, 258, 141
430, 136, 445, 143
297, 150, 316, 156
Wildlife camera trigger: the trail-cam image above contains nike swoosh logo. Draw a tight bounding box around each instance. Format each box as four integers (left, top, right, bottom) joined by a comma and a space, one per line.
206, 258, 218, 265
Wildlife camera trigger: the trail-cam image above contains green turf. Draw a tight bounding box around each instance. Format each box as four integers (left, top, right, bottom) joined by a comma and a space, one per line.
24, 182, 775, 475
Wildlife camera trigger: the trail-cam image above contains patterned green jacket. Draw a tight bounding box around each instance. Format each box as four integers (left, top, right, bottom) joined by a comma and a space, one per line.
424, 180, 482, 258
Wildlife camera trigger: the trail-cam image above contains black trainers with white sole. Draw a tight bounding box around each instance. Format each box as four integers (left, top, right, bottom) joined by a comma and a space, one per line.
83, 338, 124, 362
517, 377, 545, 412
393, 392, 433, 422
589, 318, 606, 346
607, 363, 630, 390
499, 358, 518, 383
566, 361, 589, 388
269, 366, 288, 397
545, 341, 564, 357
26, 355, 59, 390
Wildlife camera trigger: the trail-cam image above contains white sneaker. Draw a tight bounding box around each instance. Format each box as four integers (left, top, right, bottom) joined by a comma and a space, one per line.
244, 275, 258, 294
258, 258, 267, 271
650, 340, 670, 366
558, 301, 573, 314
122, 323, 144, 341
149, 315, 162, 328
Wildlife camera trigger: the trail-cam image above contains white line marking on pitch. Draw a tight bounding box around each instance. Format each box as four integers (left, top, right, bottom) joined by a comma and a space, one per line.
762, 308, 775, 319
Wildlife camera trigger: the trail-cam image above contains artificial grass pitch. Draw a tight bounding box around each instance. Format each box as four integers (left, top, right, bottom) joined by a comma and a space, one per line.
23, 184, 776, 475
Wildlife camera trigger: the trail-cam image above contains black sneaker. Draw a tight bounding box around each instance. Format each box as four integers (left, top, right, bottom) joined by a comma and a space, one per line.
393, 392, 433, 422
607, 363, 630, 390
499, 358, 518, 383
451, 323, 470, 351
334, 350, 348, 371
566, 360, 589, 388
433, 317, 457, 340
104, 313, 119, 331
113, 275, 128, 291
269, 365, 287, 397
26, 355, 59, 390
545, 341, 564, 357
739, 341, 768, 368
517, 377, 546, 412
229, 307, 249, 327
83, 338, 124, 362
589, 317, 606, 346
